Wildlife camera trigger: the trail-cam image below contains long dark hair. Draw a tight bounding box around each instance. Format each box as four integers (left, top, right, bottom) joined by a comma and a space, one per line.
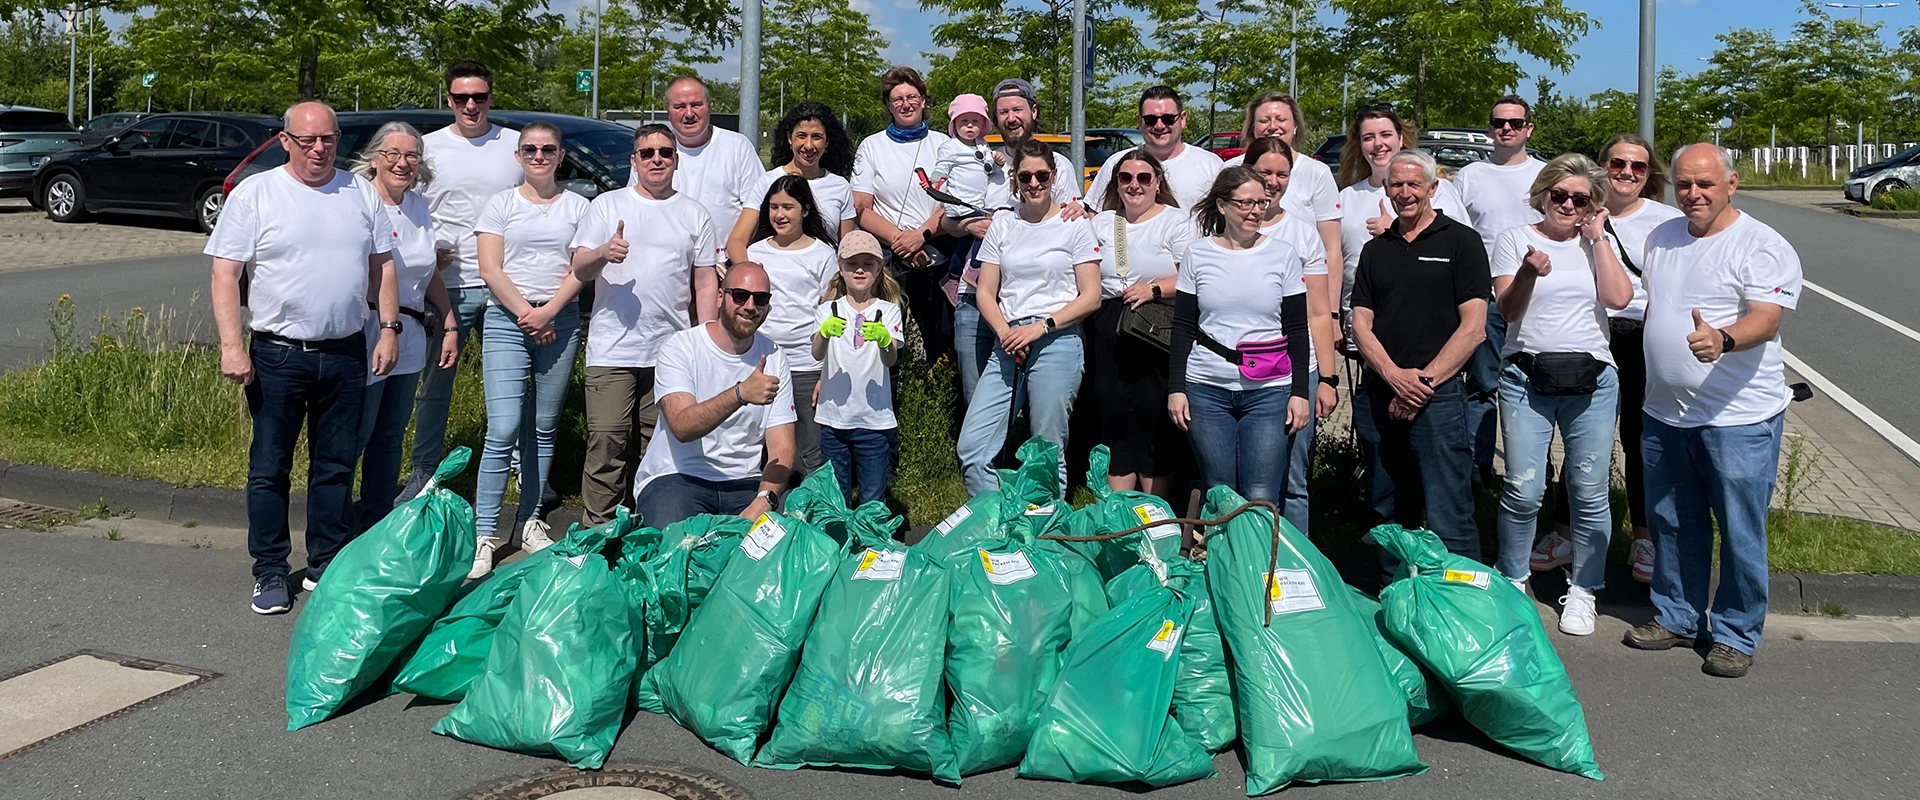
1098, 149, 1179, 211
771, 101, 855, 178
1193, 166, 1265, 236
750, 173, 839, 246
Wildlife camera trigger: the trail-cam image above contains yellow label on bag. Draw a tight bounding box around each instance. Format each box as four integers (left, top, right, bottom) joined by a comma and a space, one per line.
1146, 620, 1182, 659
859, 550, 878, 570
1443, 569, 1493, 589
1133, 503, 1180, 540
739, 513, 788, 561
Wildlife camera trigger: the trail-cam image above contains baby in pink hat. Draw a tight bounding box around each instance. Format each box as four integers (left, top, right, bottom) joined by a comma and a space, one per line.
933, 93, 1001, 219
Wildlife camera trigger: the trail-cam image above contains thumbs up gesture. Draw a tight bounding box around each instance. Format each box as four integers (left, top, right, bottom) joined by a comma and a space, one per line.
1686, 308, 1725, 363
1521, 244, 1552, 277
737, 355, 779, 405
1365, 198, 1393, 236
604, 220, 629, 264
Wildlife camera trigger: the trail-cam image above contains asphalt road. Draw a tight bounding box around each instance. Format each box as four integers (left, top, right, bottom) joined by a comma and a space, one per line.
0, 252, 212, 370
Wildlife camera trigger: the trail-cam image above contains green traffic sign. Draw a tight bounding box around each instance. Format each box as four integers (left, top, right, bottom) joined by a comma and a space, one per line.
141, 71, 157, 88
576, 69, 594, 93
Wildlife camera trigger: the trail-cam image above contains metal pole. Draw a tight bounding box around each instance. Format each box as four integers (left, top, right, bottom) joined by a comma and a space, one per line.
741, 0, 762, 147
1289, 6, 1298, 99
1070, 0, 1087, 175
842, 30, 849, 129
66, 8, 76, 124
591, 0, 602, 118
85, 11, 93, 120
355, 85, 361, 111
1636, 0, 1656, 145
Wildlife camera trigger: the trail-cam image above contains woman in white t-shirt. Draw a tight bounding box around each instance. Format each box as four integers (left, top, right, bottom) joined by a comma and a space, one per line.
1336, 105, 1465, 325
468, 122, 594, 578
811, 231, 905, 505
1086, 150, 1193, 499
744, 174, 840, 476
1488, 154, 1633, 635
955, 138, 1103, 495
726, 101, 857, 263
348, 122, 460, 528
1167, 167, 1312, 517
1226, 92, 1343, 313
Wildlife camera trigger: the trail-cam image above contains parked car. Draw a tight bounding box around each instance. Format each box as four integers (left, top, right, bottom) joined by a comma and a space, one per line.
983, 133, 1109, 191
1843, 144, 1920, 204
0, 105, 82, 198
1309, 133, 1539, 175
31, 112, 280, 232
1423, 127, 1494, 145
76, 112, 150, 148
1088, 127, 1143, 152
1193, 131, 1244, 160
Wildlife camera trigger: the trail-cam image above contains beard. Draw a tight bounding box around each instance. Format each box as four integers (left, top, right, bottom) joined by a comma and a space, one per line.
720, 308, 762, 340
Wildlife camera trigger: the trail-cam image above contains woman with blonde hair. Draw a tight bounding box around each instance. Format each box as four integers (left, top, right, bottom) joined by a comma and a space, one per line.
1226, 92, 1342, 315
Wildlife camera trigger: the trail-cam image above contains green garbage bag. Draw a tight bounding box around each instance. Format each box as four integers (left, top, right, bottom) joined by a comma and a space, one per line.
939, 535, 1078, 782
1346, 586, 1451, 727
285, 448, 477, 730
634, 511, 840, 764
431, 510, 639, 768
1106, 555, 1236, 753
1047, 445, 1186, 582
913, 437, 1059, 560
1019, 569, 1216, 787
629, 514, 750, 671
1030, 511, 1110, 637
782, 463, 855, 543
1372, 524, 1604, 780
1204, 487, 1426, 794
752, 510, 956, 778
392, 516, 620, 702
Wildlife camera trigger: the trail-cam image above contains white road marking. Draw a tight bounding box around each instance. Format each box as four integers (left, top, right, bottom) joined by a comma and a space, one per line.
1803, 280, 1920, 344
1782, 349, 1920, 465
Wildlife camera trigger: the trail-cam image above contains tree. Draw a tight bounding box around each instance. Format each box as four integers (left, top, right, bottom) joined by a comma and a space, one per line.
1692, 3, 1900, 148
920, 0, 1153, 133
1146, 0, 1345, 141
522, 0, 723, 115
759, 0, 888, 134
1330, 0, 1593, 128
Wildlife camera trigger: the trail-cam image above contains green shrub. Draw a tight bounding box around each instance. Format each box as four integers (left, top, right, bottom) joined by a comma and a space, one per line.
888, 351, 968, 526
1870, 187, 1920, 211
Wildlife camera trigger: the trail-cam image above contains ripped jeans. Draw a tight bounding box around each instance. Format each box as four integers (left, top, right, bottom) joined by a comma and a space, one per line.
1495, 361, 1619, 589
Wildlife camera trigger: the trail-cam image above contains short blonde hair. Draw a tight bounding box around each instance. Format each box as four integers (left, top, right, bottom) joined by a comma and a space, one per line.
1528, 153, 1609, 214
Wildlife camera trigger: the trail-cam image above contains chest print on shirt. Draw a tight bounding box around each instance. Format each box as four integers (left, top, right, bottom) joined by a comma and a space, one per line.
1417, 256, 1452, 263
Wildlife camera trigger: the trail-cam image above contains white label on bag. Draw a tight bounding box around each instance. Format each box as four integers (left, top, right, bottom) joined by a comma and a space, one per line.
1146, 620, 1183, 660
852, 549, 906, 582
739, 514, 788, 561
979, 549, 1037, 585
1025, 503, 1057, 517
565, 554, 588, 569
1443, 569, 1493, 589
1266, 569, 1325, 615
934, 505, 973, 536
1133, 503, 1180, 540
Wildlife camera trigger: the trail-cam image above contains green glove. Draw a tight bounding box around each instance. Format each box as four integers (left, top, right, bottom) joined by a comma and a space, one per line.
861, 320, 892, 348
819, 315, 846, 338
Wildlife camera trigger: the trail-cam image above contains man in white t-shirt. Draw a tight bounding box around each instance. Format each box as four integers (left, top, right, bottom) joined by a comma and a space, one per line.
404, 61, 524, 502
1623, 143, 1802, 680
570, 123, 723, 528
632, 263, 797, 528
1083, 85, 1223, 211
626, 75, 764, 241
208, 101, 399, 616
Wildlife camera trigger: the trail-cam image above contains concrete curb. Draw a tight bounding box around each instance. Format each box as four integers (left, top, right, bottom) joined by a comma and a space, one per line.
0, 459, 294, 531
1841, 206, 1920, 219
1770, 572, 1920, 617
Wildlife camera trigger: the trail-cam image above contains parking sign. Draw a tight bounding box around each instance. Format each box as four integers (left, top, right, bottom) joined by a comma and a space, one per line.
576, 69, 594, 93
141, 71, 157, 88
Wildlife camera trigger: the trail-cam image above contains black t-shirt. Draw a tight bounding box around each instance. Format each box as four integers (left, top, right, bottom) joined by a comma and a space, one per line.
1350, 210, 1492, 370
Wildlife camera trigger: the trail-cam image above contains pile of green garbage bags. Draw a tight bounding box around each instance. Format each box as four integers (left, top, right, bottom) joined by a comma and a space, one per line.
282, 439, 1603, 790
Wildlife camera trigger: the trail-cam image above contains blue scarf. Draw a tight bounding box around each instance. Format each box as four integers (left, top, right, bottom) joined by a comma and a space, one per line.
885, 121, 929, 143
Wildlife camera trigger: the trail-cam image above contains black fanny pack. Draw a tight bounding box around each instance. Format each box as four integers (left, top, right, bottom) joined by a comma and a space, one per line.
1511, 351, 1605, 396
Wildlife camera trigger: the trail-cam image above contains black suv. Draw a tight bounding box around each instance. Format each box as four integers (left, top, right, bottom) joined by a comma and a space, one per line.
32, 112, 281, 232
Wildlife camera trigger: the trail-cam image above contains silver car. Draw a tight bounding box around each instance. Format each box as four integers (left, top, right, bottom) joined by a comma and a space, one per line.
1843, 144, 1920, 204
0, 105, 81, 198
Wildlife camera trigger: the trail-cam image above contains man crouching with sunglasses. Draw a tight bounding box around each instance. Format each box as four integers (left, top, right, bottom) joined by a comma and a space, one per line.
630, 262, 796, 528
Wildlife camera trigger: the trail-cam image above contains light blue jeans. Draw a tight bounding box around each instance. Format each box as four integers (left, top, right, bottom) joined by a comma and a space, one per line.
410, 285, 488, 472
953, 293, 995, 406
474, 301, 580, 539
1283, 410, 1315, 537
1643, 412, 1784, 655
956, 322, 1082, 495
1495, 362, 1619, 589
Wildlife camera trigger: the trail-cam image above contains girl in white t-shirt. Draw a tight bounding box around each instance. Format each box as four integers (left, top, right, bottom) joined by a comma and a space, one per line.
744, 174, 840, 476
726, 101, 857, 263
810, 230, 905, 505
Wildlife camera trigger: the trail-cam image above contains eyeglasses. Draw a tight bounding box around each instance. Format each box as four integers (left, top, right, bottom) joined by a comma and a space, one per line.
722, 288, 774, 307
633, 147, 676, 161
378, 149, 422, 164
451, 92, 491, 106
1354, 102, 1394, 121
1115, 171, 1156, 185
1547, 188, 1593, 208
1608, 157, 1650, 176
1140, 113, 1180, 128
1489, 117, 1530, 130
1017, 170, 1053, 185
888, 94, 925, 107
1220, 197, 1272, 212
518, 144, 559, 158
283, 133, 339, 149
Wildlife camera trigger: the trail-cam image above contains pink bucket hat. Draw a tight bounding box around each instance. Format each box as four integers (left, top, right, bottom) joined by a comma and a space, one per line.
947, 93, 990, 138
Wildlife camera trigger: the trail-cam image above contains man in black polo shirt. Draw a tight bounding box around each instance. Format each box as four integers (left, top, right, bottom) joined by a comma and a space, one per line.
1350, 148, 1490, 580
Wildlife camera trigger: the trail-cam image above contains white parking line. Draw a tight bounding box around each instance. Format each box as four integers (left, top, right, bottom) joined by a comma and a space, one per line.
1803, 280, 1920, 344
1782, 349, 1920, 465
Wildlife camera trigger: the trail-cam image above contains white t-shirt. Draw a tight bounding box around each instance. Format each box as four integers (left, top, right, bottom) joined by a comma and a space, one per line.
1605, 200, 1686, 321
633, 324, 797, 495
1337, 176, 1465, 307
746, 237, 838, 373
623, 127, 764, 238
421, 124, 523, 290
1176, 235, 1305, 391
933, 139, 996, 214
369, 192, 437, 378
1641, 212, 1804, 428
1454, 158, 1547, 255
1227, 152, 1341, 222
813, 297, 904, 430
1490, 226, 1614, 365
744, 168, 856, 231
570, 188, 722, 368
1261, 211, 1327, 373
976, 210, 1100, 322
1087, 144, 1223, 211
474, 187, 592, 304
850, 130, 953, 232
206, 167, 393, 341
1093, 206, 1198, 299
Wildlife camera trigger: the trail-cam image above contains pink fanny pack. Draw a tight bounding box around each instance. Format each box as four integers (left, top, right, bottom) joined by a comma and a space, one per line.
1200, 331, 1292, 382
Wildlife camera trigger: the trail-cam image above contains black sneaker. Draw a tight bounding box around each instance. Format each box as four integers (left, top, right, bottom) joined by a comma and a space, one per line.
1701, 643, 1753, 678
1622, 620, 1697, 651
251, 576, 291, 615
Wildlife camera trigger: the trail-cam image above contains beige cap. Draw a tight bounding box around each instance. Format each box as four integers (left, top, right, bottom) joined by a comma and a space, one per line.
838, 229, 884, 261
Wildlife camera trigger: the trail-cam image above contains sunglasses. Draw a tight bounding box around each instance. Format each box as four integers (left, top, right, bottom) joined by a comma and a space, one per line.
1547, 188, 1593, 208
1354, 102, 1394, 121
1017, 170, 1053, 185
1140, 113, 1180, 128
633, 147, 676, 161
1116, 171, 1157, 185
518, 144, 558, 158
1489, 117, 1529, 130
450, 92, 491, 106
1608, 157, 1650, 176
722, 288, 774, 307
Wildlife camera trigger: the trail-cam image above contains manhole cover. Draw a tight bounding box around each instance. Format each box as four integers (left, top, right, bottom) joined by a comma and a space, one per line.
0, 650, 219, 760
0, 499, 78, 530
455, 765, 750, 800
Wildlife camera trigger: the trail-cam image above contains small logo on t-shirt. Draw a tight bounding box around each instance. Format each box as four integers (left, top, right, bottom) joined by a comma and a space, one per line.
1417, 256, 1452, 263
1772, 287, 1796, 297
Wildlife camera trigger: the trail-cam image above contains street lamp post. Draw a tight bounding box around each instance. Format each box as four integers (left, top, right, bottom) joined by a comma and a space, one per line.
742, 0, 762, 146
1289, 5, 1298, 98
1825, 3, 1898, 154
591, 0, 601, 118
1636, 0, 1655, 145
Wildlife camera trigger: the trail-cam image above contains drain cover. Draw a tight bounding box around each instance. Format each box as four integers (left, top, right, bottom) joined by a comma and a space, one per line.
0, 499, 78, 530
455, 764, 751, 800
0, 650, 218, 760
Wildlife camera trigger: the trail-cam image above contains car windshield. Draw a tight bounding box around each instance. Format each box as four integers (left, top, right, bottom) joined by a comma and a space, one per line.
0, 110, 77, 132
565, 128, 635, 186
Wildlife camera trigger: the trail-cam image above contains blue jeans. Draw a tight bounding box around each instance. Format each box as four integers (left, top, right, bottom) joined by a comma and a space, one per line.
1643, 412, 1784, 655
1495, 363, 1619, 589
1466, 306, 1508, 470
956, 323, 1083, 495
1184, 383, 1297, 518
952, 293, 995, 407
245, 335, 366, 583
409, 285, 488, 472
634, 473, 762, 530
1283, 411, 1315, 537
1353, 373, 1481, 577
821, 426, 898, 507
357, 369, 421, 528
474, 301, 581, 540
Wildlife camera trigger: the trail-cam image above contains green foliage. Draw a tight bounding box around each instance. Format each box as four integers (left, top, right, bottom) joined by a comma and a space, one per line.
1145, 0, 1344, 142
1331, 0, 1593, 129
1871, 187, 1920, 210
921, 0, 1153, 134
759, 0, 889, 137
1528, 69, 1714, 162
889, 351, 969, 526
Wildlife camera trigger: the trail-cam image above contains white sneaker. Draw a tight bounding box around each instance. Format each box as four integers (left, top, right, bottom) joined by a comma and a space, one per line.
468, 536, 499, 580
1508, 576, 1531, 597
520, 519, 555, 554
1558, 585, 1597, 636
1529, 533, 1574, 572
1630, 539, 1657, 584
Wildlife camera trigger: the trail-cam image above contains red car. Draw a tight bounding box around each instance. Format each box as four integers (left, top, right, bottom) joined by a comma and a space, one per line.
1193, 131, 1244, 161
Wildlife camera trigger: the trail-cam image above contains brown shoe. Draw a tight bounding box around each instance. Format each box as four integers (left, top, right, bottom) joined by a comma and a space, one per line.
1701, 643, 1753, 678
1622, 621, 1698, 651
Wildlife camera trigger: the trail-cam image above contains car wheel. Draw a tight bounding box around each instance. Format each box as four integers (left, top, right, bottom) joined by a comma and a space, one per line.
43, 173, 89, 223
1871, 178, 1909, 202
196, 186, 224, 233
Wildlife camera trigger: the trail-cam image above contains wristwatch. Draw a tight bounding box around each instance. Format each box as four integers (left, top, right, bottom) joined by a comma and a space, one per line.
1044, 316, 1057, 331
1719, 329, 1736, 353
1319, 373, 1340, 388
380, 320, 402, 334
756, 489, 779, 506
921, 227, 934, 241
1151, 284, 1163, 300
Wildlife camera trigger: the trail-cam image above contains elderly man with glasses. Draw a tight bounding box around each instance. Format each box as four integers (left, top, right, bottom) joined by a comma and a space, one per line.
1083, 84, 1223, 210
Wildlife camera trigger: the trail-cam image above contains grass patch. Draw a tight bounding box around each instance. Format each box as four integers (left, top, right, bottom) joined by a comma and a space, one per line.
1769, 512, 1920, 575
1870, 187, 1920, 211
888, 352, 968, 527
1740, 163, 1844, 188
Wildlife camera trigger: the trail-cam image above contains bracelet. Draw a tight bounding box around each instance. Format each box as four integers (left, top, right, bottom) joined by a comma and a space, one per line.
733, 382, 745, 405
